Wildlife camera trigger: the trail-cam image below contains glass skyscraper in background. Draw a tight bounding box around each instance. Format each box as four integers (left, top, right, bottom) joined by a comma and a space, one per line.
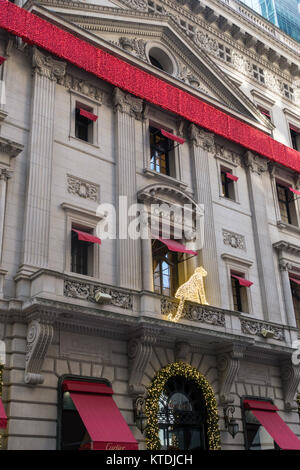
239, 0, 300, 42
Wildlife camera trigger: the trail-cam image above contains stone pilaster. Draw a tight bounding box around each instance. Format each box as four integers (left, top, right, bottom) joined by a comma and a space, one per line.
0, 168, 13, 264
244, 152, 281, 322
22, 48, 66, 269
279, 260, 297, 328
189, 124, 221, 306
113, 88, 143, 290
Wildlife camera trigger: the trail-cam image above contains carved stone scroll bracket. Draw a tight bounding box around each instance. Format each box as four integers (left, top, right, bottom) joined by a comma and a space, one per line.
280, 359, 300, 411
174, 341, 191, 363
217, 344, 246, 405
128, 326, 160, 397
24, 320, 54, 385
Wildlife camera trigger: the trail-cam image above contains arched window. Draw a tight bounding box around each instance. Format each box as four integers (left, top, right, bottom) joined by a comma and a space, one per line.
157, 376, 208, 450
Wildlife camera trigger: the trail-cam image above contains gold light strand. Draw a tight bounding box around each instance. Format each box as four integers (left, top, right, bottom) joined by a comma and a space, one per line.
168, 267, 209, 323
145, 361, 221, 450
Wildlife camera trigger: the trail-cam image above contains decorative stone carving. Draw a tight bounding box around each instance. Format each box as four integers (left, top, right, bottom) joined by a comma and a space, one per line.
0, 168, 13, 181
279, 259, 293, 271
121, 0, 148, 10
67, 175, 99, 202
64, 279, 133, 310
194, 31, 218, 56
113, 87, 143, 119
0, 137, 23, 157
241, 319, 284, 341
280, 359, 300, 410
174, 341, 191, 362
217, 344, 245, 404
161, 297, 225, 326
58, 73, 103, 102
189, 124, 215, 153
119, 37, 147, 61
32, 47, 66, 82
24, 320, 54, 384
223, 230, 246, 250
176, 64, 209, 93
244, 151, 268, 175
214, 144, 241, 166
128, 326, 160, 396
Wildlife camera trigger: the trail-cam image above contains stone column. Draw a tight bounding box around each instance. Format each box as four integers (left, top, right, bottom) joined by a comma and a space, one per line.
22, 48, 66, 270
113, 88, 143, 290
279, 260, 297, 328
189, 124, 221, 306
141, 237, 153, 291
0, 168, 12, 263
244, 152, 281, 322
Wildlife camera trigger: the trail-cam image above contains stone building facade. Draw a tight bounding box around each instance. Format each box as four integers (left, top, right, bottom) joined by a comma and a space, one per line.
0, 0, 299, 450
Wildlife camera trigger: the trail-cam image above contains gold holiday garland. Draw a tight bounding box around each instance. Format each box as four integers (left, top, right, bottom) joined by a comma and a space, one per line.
145, 361, 221, 450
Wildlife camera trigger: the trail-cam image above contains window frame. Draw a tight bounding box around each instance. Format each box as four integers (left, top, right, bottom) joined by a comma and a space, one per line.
152, 238, 179, 297
276, 181, 298, 227
289, 277, 300, 330
69, 91, 100, 148
221, 253, 253, 315
230, 271, 249, 314
220, 166, 237, 201
57, 374, 111, 451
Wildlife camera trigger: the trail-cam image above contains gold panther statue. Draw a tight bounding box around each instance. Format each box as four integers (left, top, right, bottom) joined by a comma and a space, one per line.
168, 266, 209, 322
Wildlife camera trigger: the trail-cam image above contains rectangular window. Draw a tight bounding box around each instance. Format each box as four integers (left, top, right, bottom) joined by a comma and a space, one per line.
243, 405, 278, 450
218, 43, 231, 63
231, 273, 249, 313
152, 239, 178, 297
276, 183, 297, 226
257, 105, 271, 121
71, 226, 94, 276
290, 279, 300, 329
289, 125, 300, 151
252, 64, 265, 84
149, 126, 175, 177
283, 84, 294, 101
221, 168, 236, 200
75, 104, 94, 143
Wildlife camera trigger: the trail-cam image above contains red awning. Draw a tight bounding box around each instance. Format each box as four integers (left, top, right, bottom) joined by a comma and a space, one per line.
63, 380, 138, 450
226, 172, 238, 182
157, 237, 197, 256
244, 400, 300, 450
290, 124, 300, 133
0, 398, 7, 429
231, 274, 253, 287
160, 129, 186, 145
289, 187, 300, 197
289, 276, 300, 286
79, 108, 98, 122
72, 229, 101, 245
0, 57, 6, 66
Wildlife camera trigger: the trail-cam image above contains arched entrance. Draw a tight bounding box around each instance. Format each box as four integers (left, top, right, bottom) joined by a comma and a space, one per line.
145, 362, 221, 450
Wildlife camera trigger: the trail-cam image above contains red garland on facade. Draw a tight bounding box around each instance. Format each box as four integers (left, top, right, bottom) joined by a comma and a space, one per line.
0, 0, 299, 172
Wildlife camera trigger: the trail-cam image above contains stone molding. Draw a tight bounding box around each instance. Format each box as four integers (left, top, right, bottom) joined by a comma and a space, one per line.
217, 344, 246, 404
113, 87, 143, 119
214, 144, 241, 166
32, 47, 66, 82
58, 72, 103, 103
241, 318, 284, 341
0, 137, 23, 158
66, 174, 99, 202
161, 297, 226, 327
280, 359, 300, 410
243, 151, 268, 175
24, 319, 54, 385
188, 124, 215, 153
128, 325, 160, 396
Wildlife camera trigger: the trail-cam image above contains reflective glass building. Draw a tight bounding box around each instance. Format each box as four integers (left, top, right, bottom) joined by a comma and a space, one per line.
239, 0, 300, 42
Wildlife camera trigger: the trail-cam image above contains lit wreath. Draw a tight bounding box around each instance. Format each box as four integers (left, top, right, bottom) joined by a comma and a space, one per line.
145, 361, 221, 450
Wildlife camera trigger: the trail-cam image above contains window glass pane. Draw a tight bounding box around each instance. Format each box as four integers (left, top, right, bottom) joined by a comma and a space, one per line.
245, 410, 276, 450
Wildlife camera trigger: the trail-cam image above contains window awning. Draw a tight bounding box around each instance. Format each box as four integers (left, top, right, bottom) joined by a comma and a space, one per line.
157, 237, 197, 256
72, 229, 101, 245
160, 129, 186, 145
244, 399, 300, 450
0, 398, 7, 429
289, 124, 300, 133
289, 187, 300, 197
78, 108, 98, 122
0, 56, 6, 66
63, 380, 138, 450
226, 172, 238, 182
289, 276, 300, 286
231, 274, 253, 287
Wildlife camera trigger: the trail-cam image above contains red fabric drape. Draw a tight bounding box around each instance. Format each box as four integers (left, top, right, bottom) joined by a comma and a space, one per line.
160, 129, 186, 144
72, 229, 101, 245
79, 108, 98, 121
157, 237, 197, 256
226, 172, 238, 182
231, 274, 253, 287
0, 398, 7, 429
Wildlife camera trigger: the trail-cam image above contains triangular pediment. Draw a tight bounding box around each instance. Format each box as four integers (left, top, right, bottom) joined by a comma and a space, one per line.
32, 0, 273, 129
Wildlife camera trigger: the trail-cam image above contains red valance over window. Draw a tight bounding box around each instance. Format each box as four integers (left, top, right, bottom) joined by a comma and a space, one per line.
160, 129, 186, 145
63, 380, 138, 450
289, 124, 300, 133
0, 56, 6, 66
244, 399, 300, 450
231, 274, 253, 287
0, 398, 7, 429
226, 172, 238, 182
157, 237, 197, 256
72, 229, 101, 245
289, 276, 300, 286
289, 187, 300, 197
79, 108, 98, 122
